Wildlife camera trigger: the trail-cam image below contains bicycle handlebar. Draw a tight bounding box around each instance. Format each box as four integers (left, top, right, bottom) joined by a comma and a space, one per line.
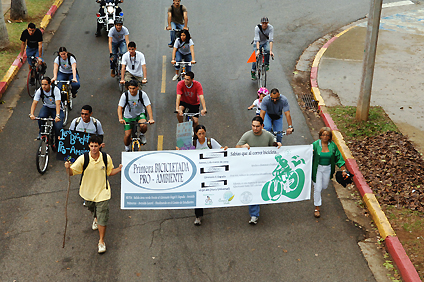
33, 117, 55, 121
174, 111, 206, 116
175, 62, 192, 66
54, 80, 71, 84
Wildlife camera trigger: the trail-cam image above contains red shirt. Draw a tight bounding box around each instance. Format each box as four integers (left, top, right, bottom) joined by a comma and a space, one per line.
177, 80, 203, 105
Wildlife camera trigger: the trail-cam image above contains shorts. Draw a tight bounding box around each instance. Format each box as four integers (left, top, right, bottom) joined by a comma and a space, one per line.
123, 113, 146, 131
124, 71, 143, 84
179, 101, 200, 117
85, 200, 110, 226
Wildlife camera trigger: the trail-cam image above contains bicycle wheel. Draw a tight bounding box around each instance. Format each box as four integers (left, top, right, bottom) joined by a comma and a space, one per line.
36, 137, 49, 174
27, 70, 38, 98
260, 64, 267, 88
68, 93, 73, 110
63, 100, 69, 126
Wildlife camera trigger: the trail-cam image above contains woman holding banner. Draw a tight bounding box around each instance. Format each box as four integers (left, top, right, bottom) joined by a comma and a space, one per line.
192, 125, 227, 226
312, 127, 347, 218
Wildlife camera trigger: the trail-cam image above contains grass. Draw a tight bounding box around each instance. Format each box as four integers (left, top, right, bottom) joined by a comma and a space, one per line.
0, 0, 55, 79
327, 106, 398, 140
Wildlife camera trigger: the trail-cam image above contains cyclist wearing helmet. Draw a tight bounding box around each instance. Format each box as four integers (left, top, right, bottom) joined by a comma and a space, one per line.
108, 18, 129, 77
251, 17, 274, 80
248, 87, 269, 115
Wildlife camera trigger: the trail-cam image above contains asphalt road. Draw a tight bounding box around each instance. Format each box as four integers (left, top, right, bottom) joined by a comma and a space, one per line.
0, 0, 402, 281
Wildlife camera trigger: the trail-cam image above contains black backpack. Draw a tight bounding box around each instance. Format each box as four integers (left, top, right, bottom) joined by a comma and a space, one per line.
123, 90, 145, 112
72, 117, 98, 133
170, 4, 184, 18
57, 52, 79, 75
80, 151, 108, 189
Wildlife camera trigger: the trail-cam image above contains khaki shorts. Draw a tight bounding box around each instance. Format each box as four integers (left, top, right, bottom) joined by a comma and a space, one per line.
86, 200, 110, 226
124, 71, 143, 84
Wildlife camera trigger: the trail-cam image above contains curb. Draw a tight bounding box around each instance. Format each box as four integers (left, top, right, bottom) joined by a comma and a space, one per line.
310, 27, 421, 281
0, 0, 64, 100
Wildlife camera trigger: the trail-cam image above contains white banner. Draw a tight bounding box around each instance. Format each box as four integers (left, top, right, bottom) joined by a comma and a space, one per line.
121, 145, 312, 209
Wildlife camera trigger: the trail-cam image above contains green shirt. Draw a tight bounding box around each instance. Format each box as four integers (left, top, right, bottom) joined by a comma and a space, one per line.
237, 130, 275, 147
312, 140, 345, 182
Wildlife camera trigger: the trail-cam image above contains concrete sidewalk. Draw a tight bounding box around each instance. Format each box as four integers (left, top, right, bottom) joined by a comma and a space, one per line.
2, 0, 10, 16
317, 3, 424, 155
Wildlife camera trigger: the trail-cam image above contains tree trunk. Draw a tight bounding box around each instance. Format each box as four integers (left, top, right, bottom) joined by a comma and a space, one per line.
0, 3, 10, 50
10, 0, 28, 21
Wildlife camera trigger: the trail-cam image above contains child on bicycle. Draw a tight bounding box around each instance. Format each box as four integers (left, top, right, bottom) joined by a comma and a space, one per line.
248, 87, 269, 115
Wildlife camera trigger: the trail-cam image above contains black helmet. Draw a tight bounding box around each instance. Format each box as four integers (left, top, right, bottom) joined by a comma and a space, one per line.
114, 18, 123, 25
261, 17, 269, 23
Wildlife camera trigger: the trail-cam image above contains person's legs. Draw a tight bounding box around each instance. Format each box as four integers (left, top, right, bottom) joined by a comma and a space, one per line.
53, 110, 64, 147
56, 71, 67, 91
26, 47, 38, 69
273, 115, 283, 143
249, 205, 260, 217
95, 200, 109, 244
174, 51, 182, 75
110, 41, 119, 69
251, 44, 257, 72
37, 106, 50, 132
263, 112, 273, 134
118, 39, 127, 53
184, 53, 192, 72
195, 208, 203, 217
170, 22, 177, 45
263, 42, 270, 66
70, 73, 80, 95
313, 165, 331, 207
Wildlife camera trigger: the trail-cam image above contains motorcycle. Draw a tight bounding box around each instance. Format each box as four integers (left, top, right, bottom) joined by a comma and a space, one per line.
96, 0, 124, 36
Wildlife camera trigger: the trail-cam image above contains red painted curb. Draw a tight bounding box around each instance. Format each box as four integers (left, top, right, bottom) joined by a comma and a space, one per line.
344, 159, 373, 196
310, 66, 318, 80
47, 5, 58, 16
386, 236, 422, 282
322, 36, 337, 49
320, 112, 338, 131
0, 82, 6, 96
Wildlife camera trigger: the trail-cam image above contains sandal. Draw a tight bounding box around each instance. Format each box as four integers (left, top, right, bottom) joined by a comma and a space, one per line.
314, 209, 320, 218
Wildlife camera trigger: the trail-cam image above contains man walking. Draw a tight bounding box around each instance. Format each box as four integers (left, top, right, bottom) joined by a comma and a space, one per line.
64, 135, 122, 254
260, 88, 294, 143
236, 116, 281, 224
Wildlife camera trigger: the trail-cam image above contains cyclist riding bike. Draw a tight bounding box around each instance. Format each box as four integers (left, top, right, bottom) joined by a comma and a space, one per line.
109, 18, 129, 78
51, 46, 80, 98
69, 105, 105, 143
117, 80, 154, 152
259, 88, 293, 143
120, 41, 147, 88
166, 0, 188, 47
19, 23, 43, 72
171, 29, 196, 81
175, 71, 206, 129
251, 17, 274, 80
29, 76, 64, 148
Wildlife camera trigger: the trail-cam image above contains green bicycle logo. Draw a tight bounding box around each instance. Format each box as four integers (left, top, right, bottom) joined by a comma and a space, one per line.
261, 155, 306, 201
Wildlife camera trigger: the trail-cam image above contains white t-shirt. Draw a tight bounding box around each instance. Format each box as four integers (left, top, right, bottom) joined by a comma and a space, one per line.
118, 90, 151, 119
54, 55, 77, 74
69, 117, 104, 135
108, 26, 129, 43
195, 137, 222, 150
252, 98, 261, 115
122, 51, 146, 78
174, 38, 194, 56
34, 86, 62, 109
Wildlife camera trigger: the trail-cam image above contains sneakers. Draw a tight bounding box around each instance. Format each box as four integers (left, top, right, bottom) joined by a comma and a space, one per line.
194, 217, 201, 226
72, 92, 77, 98
92, 218, 98, 230
168, 43, 173, 48
36, 133, 41, 140
125, 145, 131, 152
249, 216, 258, 225
140, 134, 147, 144
111, 69, 116, 78
251, 71, 257, 80
95, 31, 101, 37
172, 74, 179, 81
98, 242, 106, 253
265, 65, 269, 71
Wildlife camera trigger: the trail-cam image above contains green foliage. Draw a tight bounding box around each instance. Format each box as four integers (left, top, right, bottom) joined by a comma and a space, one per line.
327, 106, 398, 141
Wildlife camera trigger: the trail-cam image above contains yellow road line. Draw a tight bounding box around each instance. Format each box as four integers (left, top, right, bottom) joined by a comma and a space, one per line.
161, 55, 167, 93
157, 135, 163, 151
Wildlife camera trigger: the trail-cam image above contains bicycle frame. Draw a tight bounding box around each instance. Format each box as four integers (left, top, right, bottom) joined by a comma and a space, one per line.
175, 61, 191, 81
126, 121, 149, 151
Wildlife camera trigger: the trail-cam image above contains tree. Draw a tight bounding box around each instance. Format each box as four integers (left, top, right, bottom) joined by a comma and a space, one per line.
10, 0, 28, 21
0, 3, 10, 50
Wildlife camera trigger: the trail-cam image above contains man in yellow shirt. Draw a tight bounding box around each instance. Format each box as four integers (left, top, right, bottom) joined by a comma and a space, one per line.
64, 135, 122, 253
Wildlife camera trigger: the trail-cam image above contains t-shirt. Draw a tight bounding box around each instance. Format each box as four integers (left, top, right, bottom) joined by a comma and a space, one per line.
196, 137, 221, 150
70, 153, 114, 202
122, 50, 146, 77
168, 4, 187, 24
33, 86, 61, 109
177, 80, 203, 105
174, 38, 194, 55
237, 130, 275, 147
108, 26, 129, 43
118, 90, 151, 119
261, 94, 290, 116
252, 98, 262, 114
253, 24, 274, 45
69, 117, 104, 135
20, 29, 43, 49
54, 55, 77, 74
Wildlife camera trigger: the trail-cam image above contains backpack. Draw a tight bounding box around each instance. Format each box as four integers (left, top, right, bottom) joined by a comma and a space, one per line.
170, 4, 184, 18
80, 151, 108, 189
40, 85, 59, 101
193, 138, 212, 149
257, 24, 269, 40
124, 90, 145, 113
57, 52, 79, 74
72, 117, 98, 133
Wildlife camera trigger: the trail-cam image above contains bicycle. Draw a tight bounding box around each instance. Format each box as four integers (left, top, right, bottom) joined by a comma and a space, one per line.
112, 51, 124, 93
125, 121, 151, 151
168, 28, 182, 47
34, 117, 55, 174
174, 61, 191, 81
55, 80, 73, 126
255, 48, 274, 88
27, 56, 46, 98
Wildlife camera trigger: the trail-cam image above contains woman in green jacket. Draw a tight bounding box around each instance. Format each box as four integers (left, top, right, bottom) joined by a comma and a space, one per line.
312, 127, 347, 218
